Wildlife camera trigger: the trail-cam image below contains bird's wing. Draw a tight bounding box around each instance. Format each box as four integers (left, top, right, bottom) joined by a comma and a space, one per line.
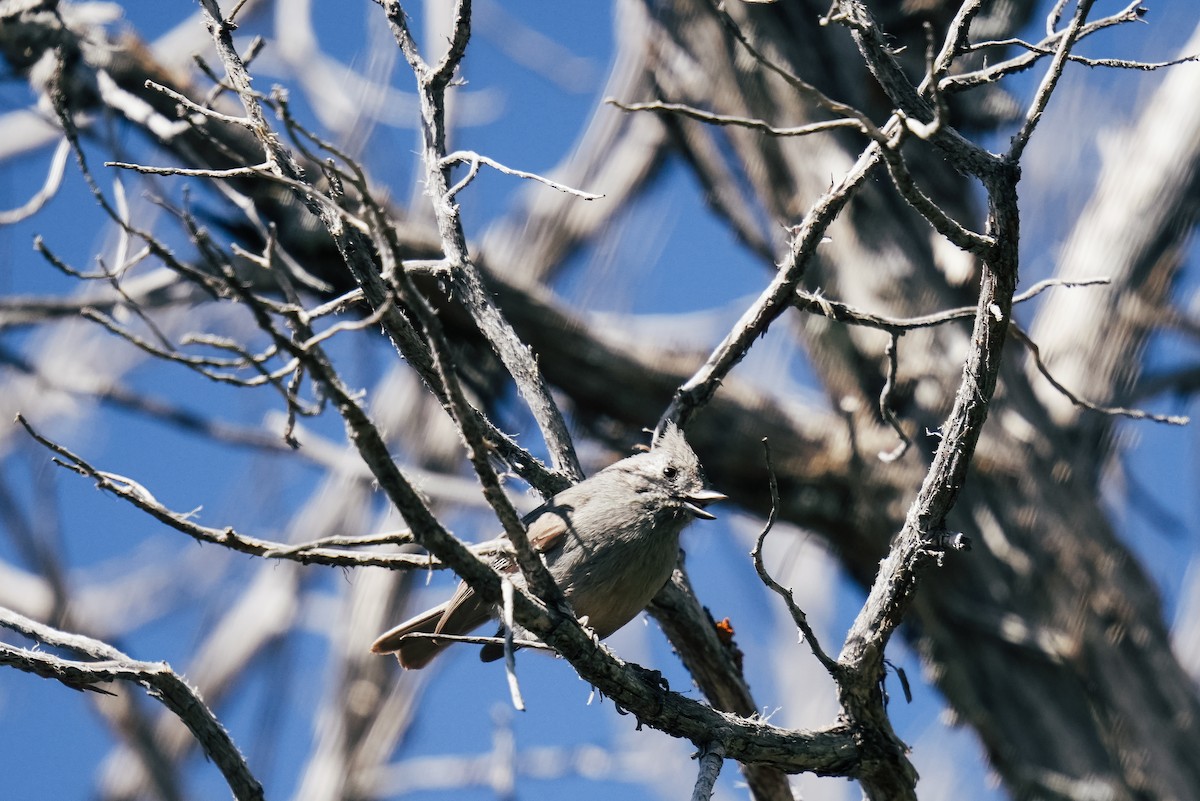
524, 504, 571, 554
410, 506, 571, 644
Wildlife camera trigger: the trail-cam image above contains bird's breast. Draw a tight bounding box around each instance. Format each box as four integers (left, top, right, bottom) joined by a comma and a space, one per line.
549, 521, 684, 639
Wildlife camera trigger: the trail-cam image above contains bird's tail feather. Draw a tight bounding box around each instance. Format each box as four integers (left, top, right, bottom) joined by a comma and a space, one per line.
370, 596, 491, 669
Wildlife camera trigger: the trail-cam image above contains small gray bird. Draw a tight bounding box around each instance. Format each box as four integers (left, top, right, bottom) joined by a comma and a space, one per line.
371, 424, 725, 668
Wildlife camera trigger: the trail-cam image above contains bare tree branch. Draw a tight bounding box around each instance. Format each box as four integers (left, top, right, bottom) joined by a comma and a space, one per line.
0, 607, 264, 801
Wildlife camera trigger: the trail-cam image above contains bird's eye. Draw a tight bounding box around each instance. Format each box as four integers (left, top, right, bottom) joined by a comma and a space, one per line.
663, 466, 678, 480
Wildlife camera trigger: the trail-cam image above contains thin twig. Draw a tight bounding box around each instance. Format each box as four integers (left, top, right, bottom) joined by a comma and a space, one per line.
659, 136, 883, 432
966, 41, 1197, 72
299, 287, 368, 322
441, 150, 603, 202
262, 530, 417, 556
1010, 324, 1189, 426
106, 160, 272, 178
607, 98, 861, 137
943, 1, 1149, 92
80, 309, 309, 414
752, 439, 840, 676
874, 129, 995, 252
12, 415, 475, 570
144, 79, 255, 127
82, 307, 272, 371
795, 276, 1110, 333
878, 334, 911, 462
1009, 0, 1097, 162
706, 0, 884, 139
296, 298, 394, 352
502, 579, 526, 711
395, 631, 554, 653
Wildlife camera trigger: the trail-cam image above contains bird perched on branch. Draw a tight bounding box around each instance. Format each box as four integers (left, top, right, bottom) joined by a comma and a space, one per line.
371, 423, 726, 668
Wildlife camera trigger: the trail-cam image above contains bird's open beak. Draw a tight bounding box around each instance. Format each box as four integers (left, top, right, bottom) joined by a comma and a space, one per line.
682, 488, 728, 520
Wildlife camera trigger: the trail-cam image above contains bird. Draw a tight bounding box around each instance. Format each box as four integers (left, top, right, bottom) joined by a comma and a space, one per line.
370, 424, 726, 668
